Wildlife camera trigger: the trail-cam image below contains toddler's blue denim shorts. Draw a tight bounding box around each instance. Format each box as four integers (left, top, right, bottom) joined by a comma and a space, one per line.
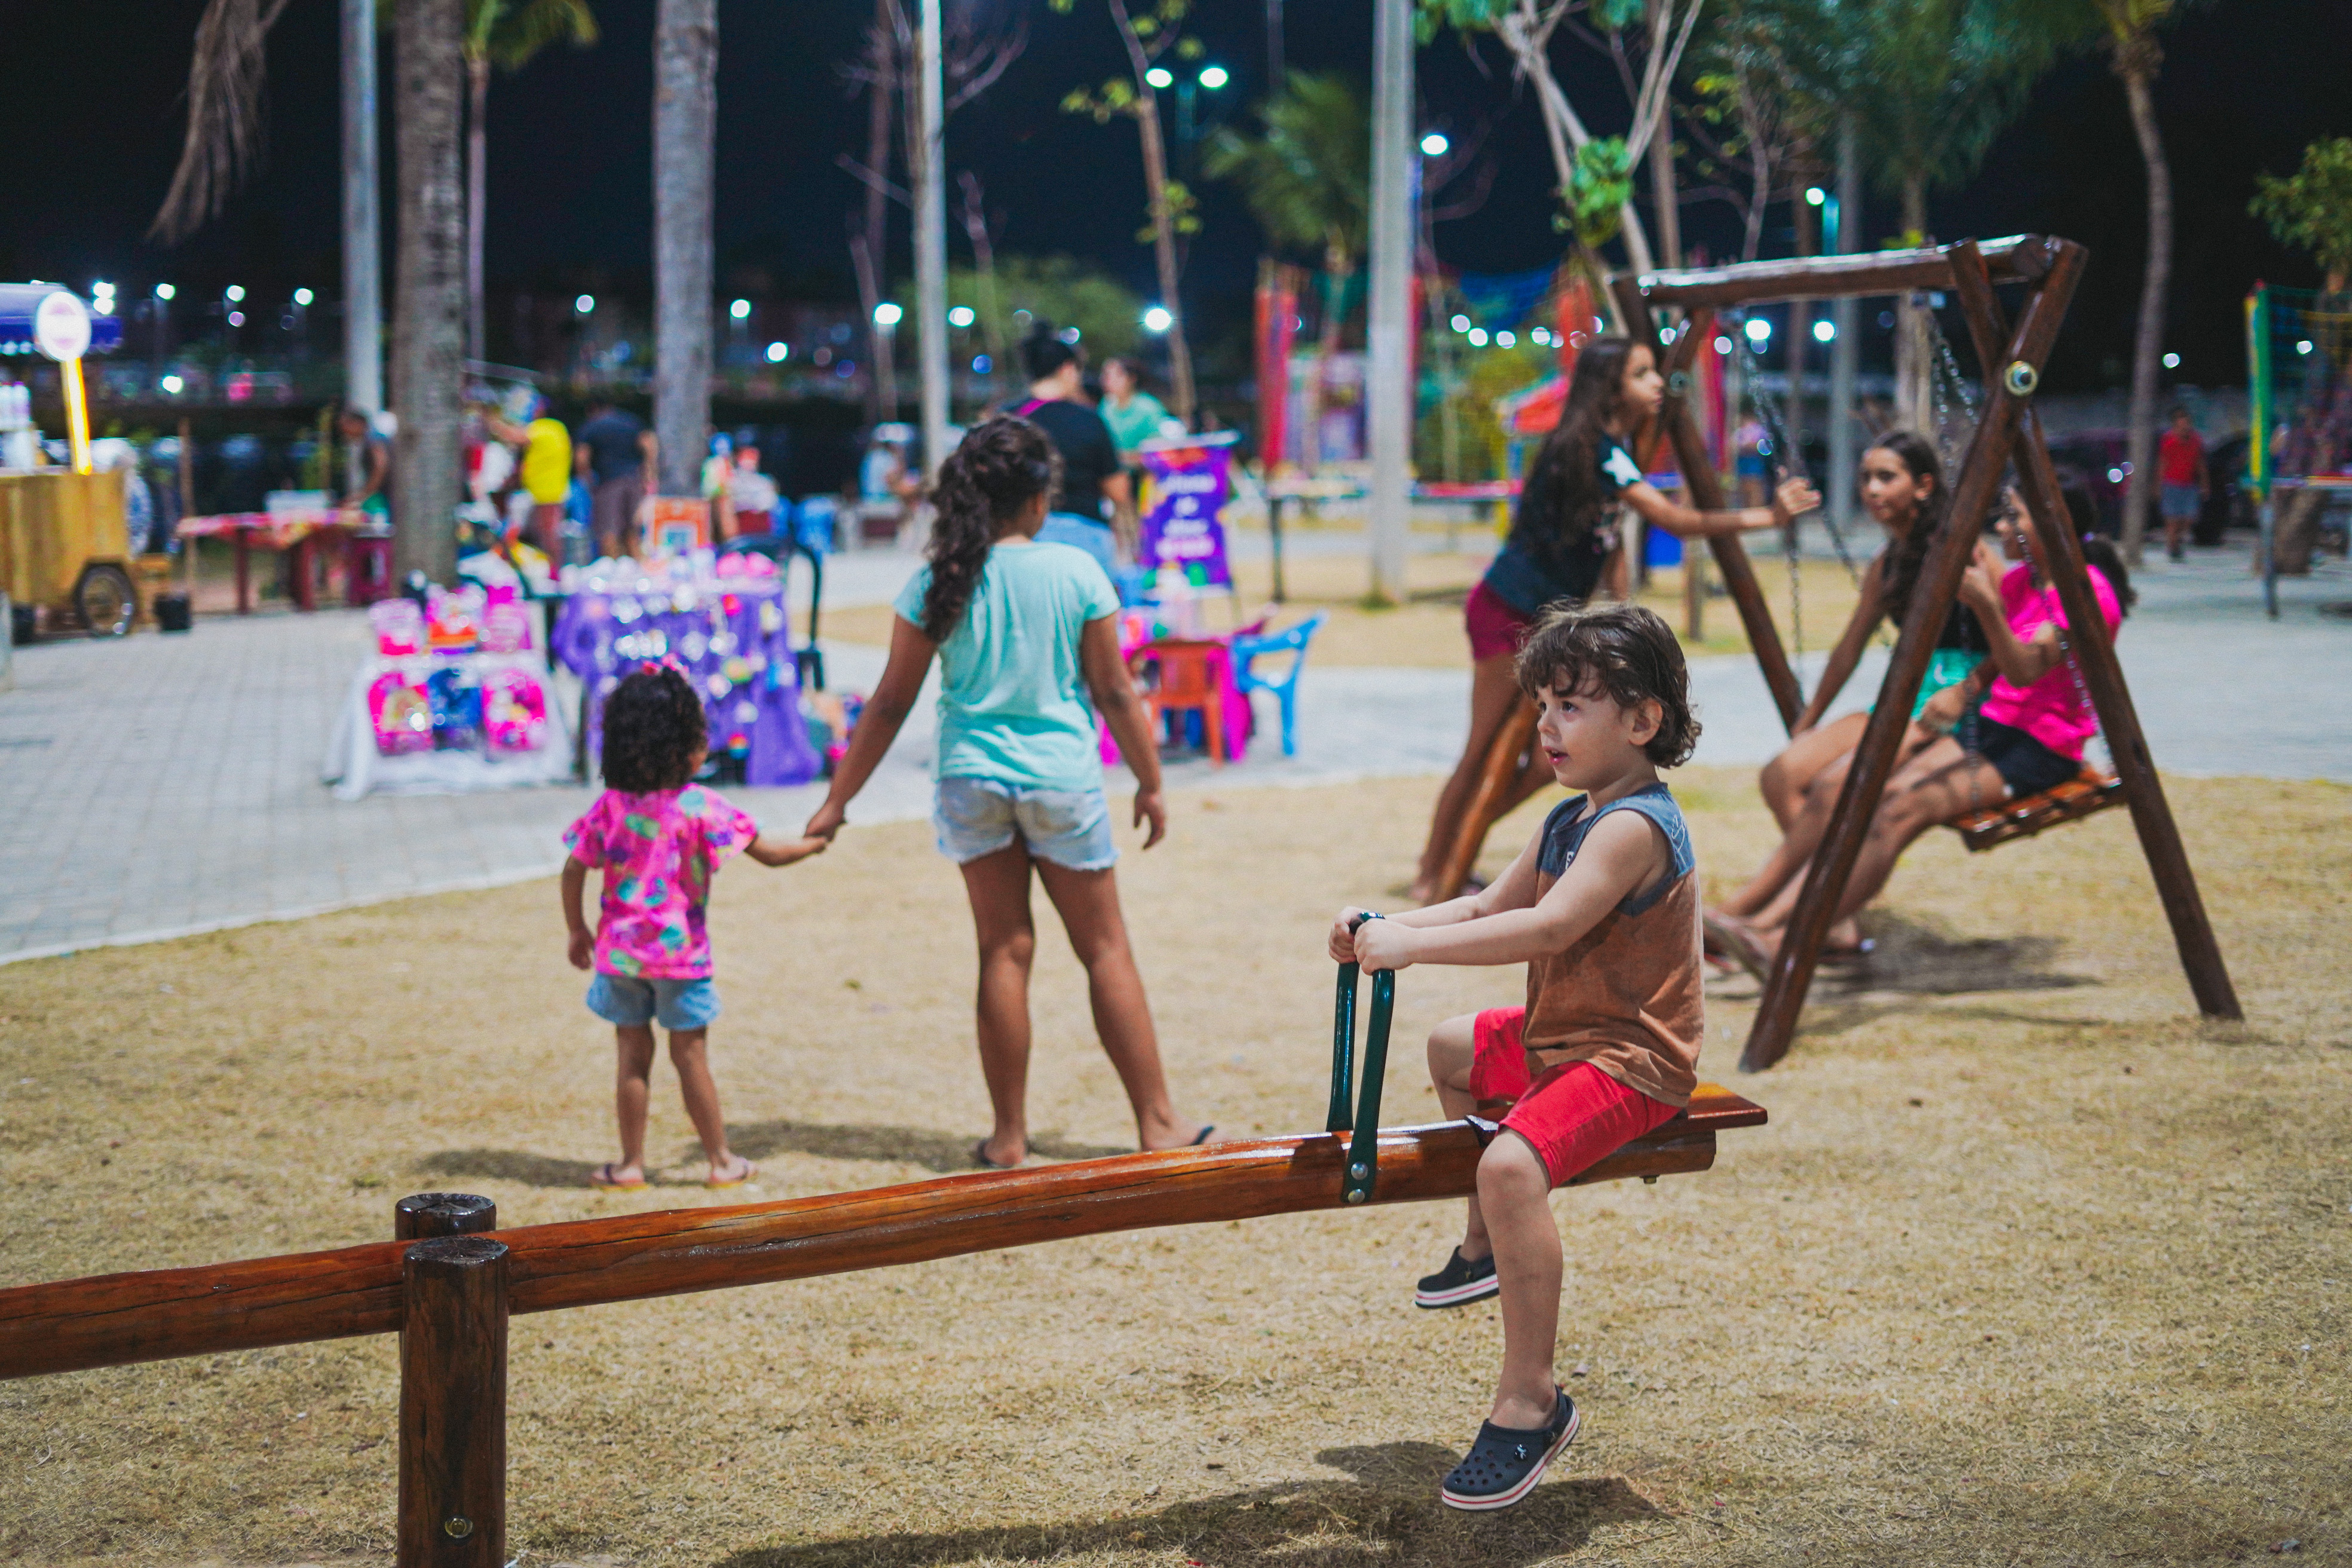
933, 776, 1118, 871
586, 973, 722, 1031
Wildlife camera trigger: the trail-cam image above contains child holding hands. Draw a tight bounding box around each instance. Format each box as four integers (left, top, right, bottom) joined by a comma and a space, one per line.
562, 664, 827, 1192
1328, 604, 1705, 1511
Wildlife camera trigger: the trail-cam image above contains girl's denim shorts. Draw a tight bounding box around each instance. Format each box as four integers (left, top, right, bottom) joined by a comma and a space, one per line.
933, 776, 1118, 871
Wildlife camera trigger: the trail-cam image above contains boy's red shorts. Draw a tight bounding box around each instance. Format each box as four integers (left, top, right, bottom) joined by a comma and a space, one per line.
1468, 1006, 1680, 1187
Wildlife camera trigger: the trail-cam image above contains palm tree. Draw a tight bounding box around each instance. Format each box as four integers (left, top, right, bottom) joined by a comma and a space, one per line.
1206, 72, 1369, 474
2065, 0, 2202, 563
393, 0, 469, 584
463, 0, 599, 365
653, 0, 717, 497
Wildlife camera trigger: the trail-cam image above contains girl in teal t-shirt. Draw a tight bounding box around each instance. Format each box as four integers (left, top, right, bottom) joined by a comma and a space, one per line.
805, 415, 1211, 1170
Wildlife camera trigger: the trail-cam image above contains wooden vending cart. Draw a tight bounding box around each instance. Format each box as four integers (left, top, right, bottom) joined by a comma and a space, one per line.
0, 283, 137, 636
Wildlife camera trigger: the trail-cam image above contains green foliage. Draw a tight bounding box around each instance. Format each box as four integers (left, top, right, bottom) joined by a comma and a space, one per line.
1557, 138, 1634, 248
460, 0, 598, 70
935, 255, 1147, 362
1202, 72, 1371, 270
2252, 139, 2352, 285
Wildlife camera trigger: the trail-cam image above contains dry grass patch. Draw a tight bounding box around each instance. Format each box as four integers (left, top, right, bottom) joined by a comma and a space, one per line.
1, 772, 2345, 1567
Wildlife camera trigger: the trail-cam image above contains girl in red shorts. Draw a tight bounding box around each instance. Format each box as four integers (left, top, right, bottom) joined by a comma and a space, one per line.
1331, 603, 1705, 1511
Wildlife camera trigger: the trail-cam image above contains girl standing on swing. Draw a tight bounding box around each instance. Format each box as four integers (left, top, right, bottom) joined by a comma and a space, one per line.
1410, 338, 1819, 905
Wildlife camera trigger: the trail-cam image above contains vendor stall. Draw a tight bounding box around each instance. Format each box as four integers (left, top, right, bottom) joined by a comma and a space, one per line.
321, 587, 574, 800
550, 551, 822, 788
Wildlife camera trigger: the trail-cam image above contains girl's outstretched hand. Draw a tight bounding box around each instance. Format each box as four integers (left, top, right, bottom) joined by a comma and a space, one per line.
1772, 476, 1823, 519
1327, 906, 1374, 963
803, 801, 847, 842
1134, 788, 1167, 849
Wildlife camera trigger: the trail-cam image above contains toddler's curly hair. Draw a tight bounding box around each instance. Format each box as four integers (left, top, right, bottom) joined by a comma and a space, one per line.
1513, 603, 1700, 767
600, 666, 708, 792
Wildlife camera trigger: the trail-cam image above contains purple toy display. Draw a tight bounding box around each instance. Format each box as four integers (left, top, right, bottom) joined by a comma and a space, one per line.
552, 555, 822, 787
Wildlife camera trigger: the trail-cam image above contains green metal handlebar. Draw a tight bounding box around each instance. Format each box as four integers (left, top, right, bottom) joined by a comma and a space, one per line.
1331, 914, 1396, 1206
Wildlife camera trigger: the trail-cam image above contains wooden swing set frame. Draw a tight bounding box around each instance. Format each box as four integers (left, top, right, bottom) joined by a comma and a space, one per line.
1431, 235, 2241, 1071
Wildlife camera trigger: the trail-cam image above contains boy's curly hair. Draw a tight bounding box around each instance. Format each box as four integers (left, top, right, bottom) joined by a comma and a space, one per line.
1513, 603, 1700, 767
600, 666, 708, 792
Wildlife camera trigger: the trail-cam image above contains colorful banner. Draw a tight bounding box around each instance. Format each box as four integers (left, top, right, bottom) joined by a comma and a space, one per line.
1137, 433, 1236, 587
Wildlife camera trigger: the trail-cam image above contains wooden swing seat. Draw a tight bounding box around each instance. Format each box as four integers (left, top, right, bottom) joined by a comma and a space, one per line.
1947, 769, 2124, 853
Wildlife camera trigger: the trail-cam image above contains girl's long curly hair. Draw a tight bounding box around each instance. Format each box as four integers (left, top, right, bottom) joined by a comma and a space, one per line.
1870, 430, 1952, 624
918, 415, 1061, 642
601, 665, 708, 792
1520, 336, 1639, 551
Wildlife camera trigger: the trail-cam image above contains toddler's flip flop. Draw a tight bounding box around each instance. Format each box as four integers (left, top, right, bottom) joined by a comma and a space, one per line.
705, 1156, 758, 1190
589, 1161, 647, 1192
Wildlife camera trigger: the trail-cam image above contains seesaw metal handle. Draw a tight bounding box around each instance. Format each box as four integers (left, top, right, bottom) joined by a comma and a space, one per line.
1331, 914, 1395, 1206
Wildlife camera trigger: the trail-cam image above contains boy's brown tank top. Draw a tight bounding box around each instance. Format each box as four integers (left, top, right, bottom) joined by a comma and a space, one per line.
1522, 785, 1704, 1108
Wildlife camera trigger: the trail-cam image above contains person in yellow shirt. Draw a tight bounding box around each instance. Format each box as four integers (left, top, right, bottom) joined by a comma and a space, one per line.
519, 405, 573, 557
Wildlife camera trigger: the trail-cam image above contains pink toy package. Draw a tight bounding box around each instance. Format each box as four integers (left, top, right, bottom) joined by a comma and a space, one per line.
483, 667, 548, 754
369, 599, 426, 657
368, 670, 433, 755
481, 585, 534, 654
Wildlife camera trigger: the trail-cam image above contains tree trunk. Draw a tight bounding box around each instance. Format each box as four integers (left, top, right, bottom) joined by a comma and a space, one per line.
1894, 174, 1930, 437
957, 170, 1005, 409
1647, 82, 1681, 271
466, 54, 489, 366
1133, 93, 1196, 426
653, 0, 716, 498
859, 0, 896, 424
391, 0, 466, 586
341, 0, 383, 497
2117, 47, 2170, 563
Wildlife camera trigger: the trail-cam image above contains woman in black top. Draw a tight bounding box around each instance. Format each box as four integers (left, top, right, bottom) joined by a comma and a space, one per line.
1411, 336, 1817, 903
1012, 321, 1131, 577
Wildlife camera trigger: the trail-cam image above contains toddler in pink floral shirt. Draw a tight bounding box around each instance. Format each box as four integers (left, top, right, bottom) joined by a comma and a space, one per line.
562, 666, 825, 1191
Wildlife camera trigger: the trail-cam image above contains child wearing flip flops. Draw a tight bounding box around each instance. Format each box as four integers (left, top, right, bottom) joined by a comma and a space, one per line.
562, 664, 828, 1192
1327, 604, 1705, 1511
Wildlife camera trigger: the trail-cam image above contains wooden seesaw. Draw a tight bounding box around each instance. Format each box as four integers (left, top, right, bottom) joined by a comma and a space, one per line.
0, 961, 1765, 1564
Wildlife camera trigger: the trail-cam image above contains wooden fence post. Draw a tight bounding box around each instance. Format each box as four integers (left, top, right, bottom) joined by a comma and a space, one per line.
395, 1193, 498, 1241
397, 1235, 509, 1568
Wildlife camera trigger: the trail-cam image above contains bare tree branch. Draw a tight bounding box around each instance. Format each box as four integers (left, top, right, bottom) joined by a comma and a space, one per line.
836, 153, 912, 209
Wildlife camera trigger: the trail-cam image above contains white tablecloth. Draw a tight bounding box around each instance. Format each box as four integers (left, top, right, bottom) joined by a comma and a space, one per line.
321, 653, 580, 801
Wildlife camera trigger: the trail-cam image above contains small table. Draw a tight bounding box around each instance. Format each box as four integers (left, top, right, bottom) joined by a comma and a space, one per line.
177, 511, 390, 614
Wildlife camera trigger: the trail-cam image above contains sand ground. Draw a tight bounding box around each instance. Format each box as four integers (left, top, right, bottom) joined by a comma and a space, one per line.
1, 770, 2345, 1567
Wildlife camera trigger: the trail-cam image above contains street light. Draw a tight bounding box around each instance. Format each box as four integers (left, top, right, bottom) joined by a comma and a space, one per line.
729, 298, 751, 320
154, 283, 176, 301
225, 284, 245, 302
2163, 351, 2181, 369
574, 293, 595, 314
1420, 131, 1449, 157
1812, 318, 1836, 343
1450, 313, 1471, 333
1141, 305, 1173, 333
293, 287, 314, 307
1197, 64, 1229, 90
765, 342, 789, 363
874, 301, 904, 326
948, 305, 976, 328
1466, 327, 1489, 347
1804, 186, 1827, 207
1146, 66, 1174, 88
1744, 316, 1772, 344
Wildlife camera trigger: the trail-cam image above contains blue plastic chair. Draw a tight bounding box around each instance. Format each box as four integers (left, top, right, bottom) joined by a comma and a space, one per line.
1229, 612, 1327, 758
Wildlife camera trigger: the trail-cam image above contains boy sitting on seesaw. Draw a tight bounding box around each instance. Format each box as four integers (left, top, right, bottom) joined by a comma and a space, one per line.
1327, 602, 1705, 1512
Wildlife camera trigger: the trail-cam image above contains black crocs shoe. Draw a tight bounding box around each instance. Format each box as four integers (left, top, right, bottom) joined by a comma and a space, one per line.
1414, 1247, 1500, 1309
1440, 1388, 1578, 1511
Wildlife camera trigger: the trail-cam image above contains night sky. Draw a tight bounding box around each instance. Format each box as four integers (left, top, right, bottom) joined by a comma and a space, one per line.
5, 0, 2348, 392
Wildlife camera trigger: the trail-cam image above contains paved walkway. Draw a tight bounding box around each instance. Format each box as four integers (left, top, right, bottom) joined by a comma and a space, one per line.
0, 540, 2341, 966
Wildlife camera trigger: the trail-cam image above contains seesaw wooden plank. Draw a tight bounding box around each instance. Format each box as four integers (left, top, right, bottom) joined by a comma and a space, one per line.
0, 1089, 1764, 1381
